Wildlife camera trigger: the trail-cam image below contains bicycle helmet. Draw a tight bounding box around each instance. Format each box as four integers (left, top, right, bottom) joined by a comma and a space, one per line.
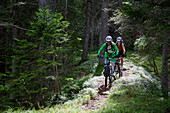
117, 37, 122, 41
106, 36, 112, 42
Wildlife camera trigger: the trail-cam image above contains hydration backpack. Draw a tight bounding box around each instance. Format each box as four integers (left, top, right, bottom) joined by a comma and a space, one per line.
116, 39, 125, 49
105, 42, 115, 54
116, 39, 127, 57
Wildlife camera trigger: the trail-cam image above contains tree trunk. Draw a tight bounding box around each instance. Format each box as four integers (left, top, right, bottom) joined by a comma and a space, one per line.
0, 0, 7, 74
65, 0, 67, 20
12, 0, 18, 73
82, 0, 91, 61
99, 0, 109, 64
91, 25, 94, 50
90, 1, 95, 51
161, 37, 169, 97
39, 0, 46, 9
118, 0, 123, 7
12, 28, 18, 73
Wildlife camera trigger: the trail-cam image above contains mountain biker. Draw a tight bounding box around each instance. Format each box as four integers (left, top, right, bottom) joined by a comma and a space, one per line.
116, 37, 126, 70
97, 36, 119, 76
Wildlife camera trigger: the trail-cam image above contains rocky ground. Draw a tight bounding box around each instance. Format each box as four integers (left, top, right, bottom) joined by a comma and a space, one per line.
81, 59, 159, 111
82, 59, 132, 110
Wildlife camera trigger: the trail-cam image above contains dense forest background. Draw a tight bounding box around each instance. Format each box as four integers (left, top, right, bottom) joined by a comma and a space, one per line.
0, 0, 169, 111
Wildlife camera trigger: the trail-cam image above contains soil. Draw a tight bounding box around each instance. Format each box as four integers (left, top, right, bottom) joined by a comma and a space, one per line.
82, 67, 130, 111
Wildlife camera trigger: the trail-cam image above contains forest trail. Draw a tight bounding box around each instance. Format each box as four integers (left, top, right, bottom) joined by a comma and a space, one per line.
82, 59, 131, 110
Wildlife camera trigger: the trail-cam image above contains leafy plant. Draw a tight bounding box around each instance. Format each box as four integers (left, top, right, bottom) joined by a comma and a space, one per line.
0, 8, 71, 110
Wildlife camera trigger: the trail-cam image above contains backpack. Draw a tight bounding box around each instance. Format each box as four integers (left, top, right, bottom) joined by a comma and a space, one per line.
105, 42, 115, 54
116, 39, 125, 49
116, 39, 127, 57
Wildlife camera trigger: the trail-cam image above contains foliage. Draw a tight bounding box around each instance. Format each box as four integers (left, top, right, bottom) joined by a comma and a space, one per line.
127, 51, 163, 77
61, 76, 91, 100
0, 8, 70, 110
113, 0, 169, 74
97, 58, 169, 113
3, 57, 169, 113
60, 54, 98, 101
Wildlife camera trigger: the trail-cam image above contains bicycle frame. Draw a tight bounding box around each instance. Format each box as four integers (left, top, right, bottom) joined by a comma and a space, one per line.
99, 56, 116, 87
114, 56, 123, 78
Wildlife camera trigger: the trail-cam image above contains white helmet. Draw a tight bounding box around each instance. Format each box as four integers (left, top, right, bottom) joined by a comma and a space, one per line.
117, 37, 122, 41
106, 36, 112, 42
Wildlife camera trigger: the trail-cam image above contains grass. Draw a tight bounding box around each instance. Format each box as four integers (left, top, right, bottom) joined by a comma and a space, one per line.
95, 51, 170, 113
126, 51, 163, 75
97, 70, 170, 113
3, 51, 169, 113
98, 85, 170, 113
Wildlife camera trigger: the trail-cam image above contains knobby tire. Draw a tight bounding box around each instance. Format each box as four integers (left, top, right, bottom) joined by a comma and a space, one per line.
105, 66, 109, 87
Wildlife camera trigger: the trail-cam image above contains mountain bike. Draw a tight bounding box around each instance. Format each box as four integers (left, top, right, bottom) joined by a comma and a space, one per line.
114, 55, 123, 78
98, 56, 116, 87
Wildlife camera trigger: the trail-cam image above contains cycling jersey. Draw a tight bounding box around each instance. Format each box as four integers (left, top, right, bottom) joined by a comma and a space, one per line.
117, 44, 123, 52
98, 42, 119, 61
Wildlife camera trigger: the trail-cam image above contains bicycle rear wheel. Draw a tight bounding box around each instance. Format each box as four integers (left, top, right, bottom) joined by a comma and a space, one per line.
113, 64, 117, 80
120, 70, 123, 77
118, 66, 123, 78
109, 66, 112, 83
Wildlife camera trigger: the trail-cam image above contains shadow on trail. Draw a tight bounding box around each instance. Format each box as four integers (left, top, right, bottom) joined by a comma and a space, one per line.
82, 67, 129, 110
98, 82, 113, 95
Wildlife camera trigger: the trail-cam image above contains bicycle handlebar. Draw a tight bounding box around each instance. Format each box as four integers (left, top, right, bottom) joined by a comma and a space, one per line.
98, 54, 125, 59
98, 55, 120, 59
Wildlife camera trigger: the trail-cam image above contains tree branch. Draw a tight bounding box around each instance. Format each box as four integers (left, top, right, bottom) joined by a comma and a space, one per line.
0, 22, 31, 31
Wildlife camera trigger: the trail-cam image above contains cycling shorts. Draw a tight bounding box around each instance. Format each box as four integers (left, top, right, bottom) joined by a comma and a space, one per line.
118, 51, 123, 57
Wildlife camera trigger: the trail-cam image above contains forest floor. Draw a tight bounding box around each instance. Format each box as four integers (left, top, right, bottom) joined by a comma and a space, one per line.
82, 60, 131, 111
5, 58, 169, 113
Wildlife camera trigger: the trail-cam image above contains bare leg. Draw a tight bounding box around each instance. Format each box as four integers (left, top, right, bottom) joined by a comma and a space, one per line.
121, 57, 123, 67
116, 58, 118, 71
111, 61, 115, 75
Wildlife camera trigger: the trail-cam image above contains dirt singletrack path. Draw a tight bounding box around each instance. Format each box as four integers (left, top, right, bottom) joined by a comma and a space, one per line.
82, 62, 131, 110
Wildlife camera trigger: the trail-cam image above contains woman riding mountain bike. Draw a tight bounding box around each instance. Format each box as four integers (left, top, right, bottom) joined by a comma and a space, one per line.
116, 37, 126, 70
97, 36, 119, 77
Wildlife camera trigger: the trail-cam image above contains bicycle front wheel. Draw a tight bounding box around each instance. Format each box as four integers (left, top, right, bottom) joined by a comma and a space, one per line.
105, 76, 107, 87
105, 66, 109, 87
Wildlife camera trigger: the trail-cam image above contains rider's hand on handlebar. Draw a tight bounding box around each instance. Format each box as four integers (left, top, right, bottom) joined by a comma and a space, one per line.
112, 55, 119, 58
112, 56, 116, 58
122, 53, 127, 57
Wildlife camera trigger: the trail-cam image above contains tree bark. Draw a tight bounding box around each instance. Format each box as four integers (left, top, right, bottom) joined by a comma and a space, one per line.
99, 0, 109, 64
0, 0, 7, 74
161, 37, 169, 97
90, 1, 95, 51
82, 0, 91, 61
65, 0, 67, 20
39, 0, 46, 9
12, 0, 18, 73
118, 0, 123, 7
90, 24, 94, 50
12, 28, 18, 73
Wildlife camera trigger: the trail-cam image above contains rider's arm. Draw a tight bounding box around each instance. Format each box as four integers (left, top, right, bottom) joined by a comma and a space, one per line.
98, 43, 106, 55
122, 43, 126, 54
113, 43, 119, 55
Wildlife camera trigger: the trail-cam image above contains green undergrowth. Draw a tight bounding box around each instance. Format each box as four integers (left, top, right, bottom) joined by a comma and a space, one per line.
126, 51, 163, 77
93, 64, 104, 76
4, 52, 169, 113
3, 75, 104, 113
58, 52, 99, 102
98, 76, 170, 113
3, 52, 100, 113
97, 60, 170, 113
